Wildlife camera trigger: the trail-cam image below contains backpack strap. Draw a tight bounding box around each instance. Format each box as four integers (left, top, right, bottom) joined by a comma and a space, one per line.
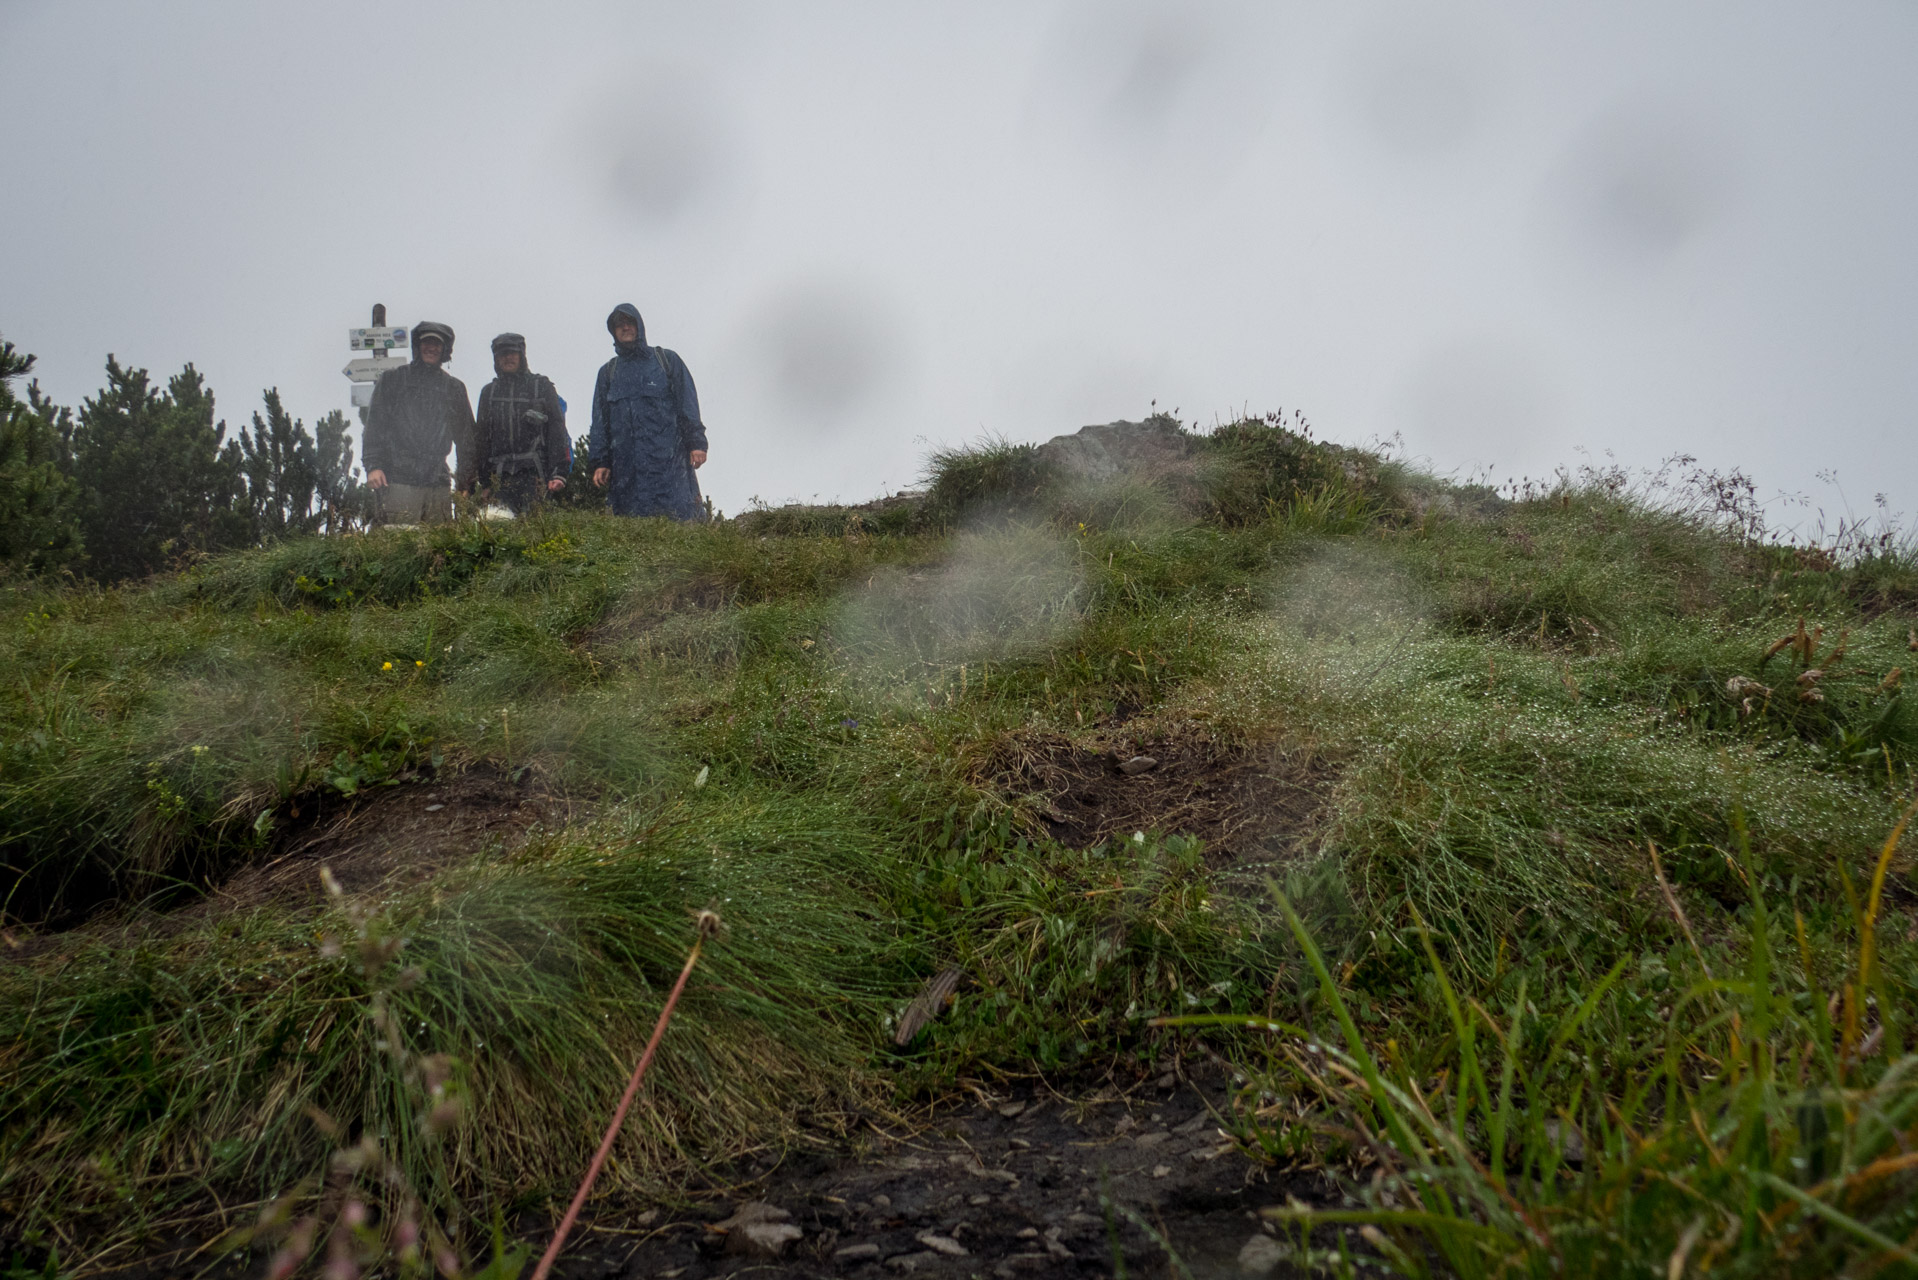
603, 350, 677, 397
654, 346, 682, 401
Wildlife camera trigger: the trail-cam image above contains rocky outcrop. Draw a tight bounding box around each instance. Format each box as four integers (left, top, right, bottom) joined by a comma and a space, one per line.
1031, 417, 1196, 484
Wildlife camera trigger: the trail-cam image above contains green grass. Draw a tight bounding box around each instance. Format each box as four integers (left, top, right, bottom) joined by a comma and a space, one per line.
1177, 814, 1918, 1278
2, 417, 1915, 1274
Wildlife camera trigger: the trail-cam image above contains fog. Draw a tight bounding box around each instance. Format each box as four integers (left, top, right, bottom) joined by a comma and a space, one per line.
4, 1, 1914, 528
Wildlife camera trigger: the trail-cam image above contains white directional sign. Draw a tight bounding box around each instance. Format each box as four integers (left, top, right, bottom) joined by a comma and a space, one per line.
342, 357, 403, 382
349, 326, 409, 351
350, 382, 377, 407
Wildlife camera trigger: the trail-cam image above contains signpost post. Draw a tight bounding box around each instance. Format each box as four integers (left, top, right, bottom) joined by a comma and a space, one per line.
347, 304, 407, 420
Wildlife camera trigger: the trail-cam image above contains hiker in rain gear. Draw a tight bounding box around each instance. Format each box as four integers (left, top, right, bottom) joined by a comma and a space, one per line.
363, 321, 475, 524
589, 303, 707, 521
474, 333, 569, 514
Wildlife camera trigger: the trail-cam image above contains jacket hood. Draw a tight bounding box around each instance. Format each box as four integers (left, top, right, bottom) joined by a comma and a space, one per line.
606, 303, 648, 355
491, 332, 528, 376
411, 321, 456, 366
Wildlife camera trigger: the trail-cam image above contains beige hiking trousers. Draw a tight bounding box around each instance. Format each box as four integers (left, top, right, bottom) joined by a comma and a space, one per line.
376, 482, 454, 525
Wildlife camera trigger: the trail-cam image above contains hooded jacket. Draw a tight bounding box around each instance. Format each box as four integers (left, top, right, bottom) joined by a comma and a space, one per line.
587, 303, 707, 520
363, 321, 476, 490
474, 337, 568, 487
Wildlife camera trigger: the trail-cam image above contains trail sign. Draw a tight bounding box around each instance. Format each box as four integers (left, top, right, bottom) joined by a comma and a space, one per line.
348, 306, 404, 423
342, 357, 402, 382
349, 326, 409, 351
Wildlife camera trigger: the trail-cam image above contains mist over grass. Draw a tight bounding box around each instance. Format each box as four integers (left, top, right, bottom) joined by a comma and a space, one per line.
2, 416, 1916, 1273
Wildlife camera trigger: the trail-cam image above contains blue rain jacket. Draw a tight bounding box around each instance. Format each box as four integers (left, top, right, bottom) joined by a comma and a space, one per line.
588, 303, 707, 520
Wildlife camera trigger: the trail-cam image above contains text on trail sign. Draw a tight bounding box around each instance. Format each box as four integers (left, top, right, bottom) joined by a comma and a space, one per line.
342, 357, 405, 382
348, 326, 409, 351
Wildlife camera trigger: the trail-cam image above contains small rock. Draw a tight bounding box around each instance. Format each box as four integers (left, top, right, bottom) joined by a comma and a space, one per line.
1239, 1233, 1285, 1275
1134, 1131, 1170, 1148
1120, 755, 1159, 775
1008, 1137, 1031, 1149
716, 1200, 791, 1229
916, 1232, 969, 1257
834, 1243, 881, 1260
1156, 1072, 1177, 1089
1152, 1164, 1171, 1178
1173, 1112, 1211, 1134
716, 1201, 802, 1259
1545, 1118, 1587, 1165
1016, 1227, 1039, 1239
424, 803, 445, 812
969, 1194, 991, 1206
886, 1251, 942, 1272
1112, 1114, 1138, 1135
996, 1100, 1026, 1118
872, 1194, 892, 1209
731, 1219, 803, 1257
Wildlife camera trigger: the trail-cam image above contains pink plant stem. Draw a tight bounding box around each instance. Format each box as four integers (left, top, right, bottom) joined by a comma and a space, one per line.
530, 938, 705, 1280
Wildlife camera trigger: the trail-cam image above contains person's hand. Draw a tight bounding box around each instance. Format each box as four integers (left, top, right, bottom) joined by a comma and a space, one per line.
547, 476, 566, 492
690, 449, 707, 469
368, 469, 388, 490
593, 467, 610, 488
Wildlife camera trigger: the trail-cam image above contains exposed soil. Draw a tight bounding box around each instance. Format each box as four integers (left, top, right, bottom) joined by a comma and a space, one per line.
982, 729, 1329, 886
82, 1066, 1342, 1274
214, 765, 576, 912
2, 767, 572, 962
539, 1059, 1332, 1279
90, 1060, 1333, 1280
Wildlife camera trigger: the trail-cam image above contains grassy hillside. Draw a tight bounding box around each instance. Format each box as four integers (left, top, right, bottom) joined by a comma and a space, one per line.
3, 418, 1916, 1275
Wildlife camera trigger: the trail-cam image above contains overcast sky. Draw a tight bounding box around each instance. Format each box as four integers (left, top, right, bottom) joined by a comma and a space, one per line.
4, 2, 1914, 530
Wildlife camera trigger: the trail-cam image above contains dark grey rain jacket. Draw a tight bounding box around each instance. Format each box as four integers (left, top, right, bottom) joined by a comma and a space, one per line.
363, 321, 475, 490
475, 359, 567, 488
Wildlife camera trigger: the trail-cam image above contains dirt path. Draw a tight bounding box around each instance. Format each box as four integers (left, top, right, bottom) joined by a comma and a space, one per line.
546, 1061, 1331, 1279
